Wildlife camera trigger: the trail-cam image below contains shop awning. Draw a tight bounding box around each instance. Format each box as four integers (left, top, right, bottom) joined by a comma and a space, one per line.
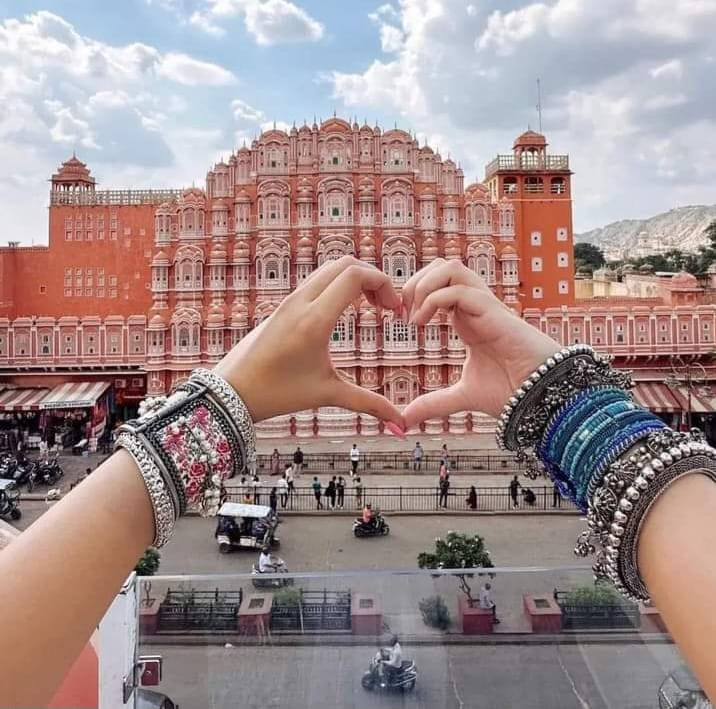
668, 385, 716, 414
631, 382, 682, 413
39, 381, 111, 410
0, 388, 50, 412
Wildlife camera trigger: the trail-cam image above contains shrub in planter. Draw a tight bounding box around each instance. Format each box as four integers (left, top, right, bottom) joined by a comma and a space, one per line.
134, 547, 161, 577
565, 584, 620, 606
419, 595, 450, 630
272, 587, 302, 607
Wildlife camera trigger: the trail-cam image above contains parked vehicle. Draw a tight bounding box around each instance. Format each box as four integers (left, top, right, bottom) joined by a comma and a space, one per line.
361, 649, 417, 692
0, 479, 21, 521
27, 454, 63, 492
658, 665, 713, 708
251, 554, 294, 589
353, 513, 390, 537
214, 502, 279, 553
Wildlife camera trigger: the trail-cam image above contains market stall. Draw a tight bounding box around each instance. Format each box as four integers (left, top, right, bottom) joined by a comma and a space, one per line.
0, 388, 50, 451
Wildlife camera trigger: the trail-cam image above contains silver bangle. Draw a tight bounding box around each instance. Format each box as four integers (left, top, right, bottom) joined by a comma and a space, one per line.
190, 368, 256, 473
115, 431, 176, 547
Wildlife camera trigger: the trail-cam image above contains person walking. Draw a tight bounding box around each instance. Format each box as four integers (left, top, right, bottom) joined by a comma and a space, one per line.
509, 475, 521, 508
552, 480, 562, 508
439, 457, 449, 481
247, 448, 257, 478
312, 476, 323, 509
479, 582, 500, 624
285, 463, 295, 499
412, 441, 424, 472
350, 443, 360, 478
270, 448, 281, 476
269, 487, 278, 514
278, 475, 289, 509
354, 476, 363, 508
337, 476, 346, 509
326, 476, 337, 510
466, 485, 477, 510
439, 474, 450, 509
251, 474, 261, 505
292, 446, 304, 478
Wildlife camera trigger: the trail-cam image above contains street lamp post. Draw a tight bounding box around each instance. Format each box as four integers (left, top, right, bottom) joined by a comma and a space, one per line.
665, 356, 709, 432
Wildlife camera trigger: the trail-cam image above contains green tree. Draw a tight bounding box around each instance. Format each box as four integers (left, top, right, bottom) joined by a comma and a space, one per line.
417, 531, 493, 604
574, 242, 606, 272
134, 547, 161, 576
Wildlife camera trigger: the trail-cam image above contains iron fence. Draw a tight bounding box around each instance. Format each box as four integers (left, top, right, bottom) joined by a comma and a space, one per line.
226, 484, 576, 513
254, 452, 523, 475
157, 588, 243, 632
554, 590, 640, 630
270, 589, 352, 633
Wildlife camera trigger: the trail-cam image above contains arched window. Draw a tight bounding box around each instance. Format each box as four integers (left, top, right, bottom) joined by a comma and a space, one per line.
499, 206, 515, 235
524, 176, 544, 193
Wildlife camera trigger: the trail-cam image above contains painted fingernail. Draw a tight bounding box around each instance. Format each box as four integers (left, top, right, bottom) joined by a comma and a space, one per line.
385, 421, 407, 440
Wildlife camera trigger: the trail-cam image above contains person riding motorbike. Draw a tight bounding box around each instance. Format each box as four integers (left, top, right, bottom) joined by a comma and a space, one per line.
362, 503, 375, 527
381, 635, 402, 687
258, 546, 280, 574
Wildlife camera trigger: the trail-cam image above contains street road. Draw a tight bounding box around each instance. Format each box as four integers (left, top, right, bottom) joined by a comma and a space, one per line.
149, 641, 681, 709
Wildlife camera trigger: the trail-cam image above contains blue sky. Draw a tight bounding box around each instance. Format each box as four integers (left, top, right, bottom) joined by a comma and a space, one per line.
2, 0, 716, 243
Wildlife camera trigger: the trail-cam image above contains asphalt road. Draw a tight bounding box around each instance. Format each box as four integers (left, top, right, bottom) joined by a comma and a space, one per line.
150, 641, 681, 709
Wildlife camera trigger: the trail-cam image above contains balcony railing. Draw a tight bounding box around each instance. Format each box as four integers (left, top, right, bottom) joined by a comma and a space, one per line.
50, 189, 181, 206
485, 154, 570, 179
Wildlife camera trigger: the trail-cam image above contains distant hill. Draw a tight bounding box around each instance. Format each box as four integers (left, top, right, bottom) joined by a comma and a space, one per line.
576, 205, 716, 258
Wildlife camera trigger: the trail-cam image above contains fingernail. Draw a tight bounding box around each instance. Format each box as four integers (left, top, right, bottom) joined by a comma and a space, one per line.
385, 421, 407, 440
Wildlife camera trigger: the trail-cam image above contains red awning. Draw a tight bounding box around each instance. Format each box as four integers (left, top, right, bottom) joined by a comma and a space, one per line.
0, 388, 50, 412
668, 385, 715, 414
631, 382, 682, 413
39, 381, 111, 410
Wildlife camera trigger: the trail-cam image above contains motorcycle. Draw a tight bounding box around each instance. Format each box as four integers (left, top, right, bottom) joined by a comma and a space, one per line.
353, 514, 390, 538
251, 556, 294, 589
27, 454, 63, 492
361, 649, 417, 692
0, 479, 22, 521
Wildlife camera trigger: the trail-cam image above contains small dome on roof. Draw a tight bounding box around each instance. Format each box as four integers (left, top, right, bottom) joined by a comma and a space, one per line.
360, 309, 377, 324
231, 302, 248, 325
207, 305, 225, 326
445, 239, 461, 257
513, 130, 547, 149
210, 243, 228, 263
148, 312, 167, 328
152, 250, 169, 265
233, 240, 250, 260
500, 245, 518, 257
670, 271, 698, 288
297, 236, 313, 257
359, 235, 376, 258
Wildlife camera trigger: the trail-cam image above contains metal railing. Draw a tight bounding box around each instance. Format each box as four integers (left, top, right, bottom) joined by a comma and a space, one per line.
226, 484, 575, 513
254, 452, 524, 474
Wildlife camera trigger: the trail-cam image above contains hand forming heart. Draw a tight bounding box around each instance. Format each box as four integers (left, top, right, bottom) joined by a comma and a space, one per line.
215, 257, 560, 434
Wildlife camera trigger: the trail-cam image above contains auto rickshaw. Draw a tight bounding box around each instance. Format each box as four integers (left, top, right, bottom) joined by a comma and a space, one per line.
214, 502, 279, 553
0, 478, 21, 521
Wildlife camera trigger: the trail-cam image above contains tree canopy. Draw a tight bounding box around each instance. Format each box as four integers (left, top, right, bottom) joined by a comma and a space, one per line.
574, 242, 606, 272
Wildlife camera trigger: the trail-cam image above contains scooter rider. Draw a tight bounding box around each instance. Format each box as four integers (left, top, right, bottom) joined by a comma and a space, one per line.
381, 635, 402, 687
362, 503, 375, 528
258, 546, 278, 573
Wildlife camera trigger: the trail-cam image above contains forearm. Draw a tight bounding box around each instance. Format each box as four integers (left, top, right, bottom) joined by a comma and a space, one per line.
638, 474, 716, 700
0, 450, 154, 707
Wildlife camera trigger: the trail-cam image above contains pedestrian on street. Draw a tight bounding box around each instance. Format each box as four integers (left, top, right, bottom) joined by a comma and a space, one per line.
336, 476, 346, 509
278, 475, 289, 509
252, 474, 261, 505
439, 474, 450, 508
509, 475, 521, 508
552, 480, 562, 508
247, 448, 257, 478
312, 476, 323, 509
350, 443, 360, 478
292, 446, 304, 478
479, 582, 500, 624
354, 476, 363, 508
269, 487, 278, 514
412, 442, 424, 471
326, 476, 337, 510
439, 457, 449, 481
285, 463, 295, 497
466, 485, 477, 510
270, 448, 281, 476
440, 443, 449, 463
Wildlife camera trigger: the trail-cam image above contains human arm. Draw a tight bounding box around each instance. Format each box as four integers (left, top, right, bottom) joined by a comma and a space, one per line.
401, 259, 716, 700
0, 257, 406, 707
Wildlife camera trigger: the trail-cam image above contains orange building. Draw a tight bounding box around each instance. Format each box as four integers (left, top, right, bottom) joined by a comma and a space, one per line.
0, 119, 607, 439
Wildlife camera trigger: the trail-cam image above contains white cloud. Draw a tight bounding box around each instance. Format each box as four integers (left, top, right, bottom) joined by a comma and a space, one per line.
157, 52, 236, 85
231, 98, 265, 122
330, 0, 716, 231
185, 0, 324, 44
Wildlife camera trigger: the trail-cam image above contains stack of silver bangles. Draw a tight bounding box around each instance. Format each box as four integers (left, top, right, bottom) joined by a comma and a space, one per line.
495, 343, 716, 601
115, 368, 255, 547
